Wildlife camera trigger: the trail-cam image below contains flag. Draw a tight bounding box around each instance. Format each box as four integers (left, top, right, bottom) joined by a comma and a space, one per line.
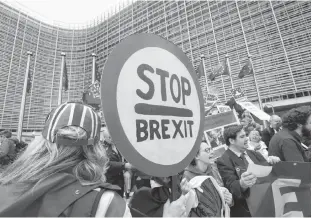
94, 62, 101, 82
89, 80, 100, 99
230, 87, 246, 101
246, 162, 311, 217
82, 90, 101, 111
209, 59, 229, 81
26, 68, 32, 94
196, 60, 208, 98
63, 61, 68, 91
238, 59, 253, 79
205, 86, 219, 107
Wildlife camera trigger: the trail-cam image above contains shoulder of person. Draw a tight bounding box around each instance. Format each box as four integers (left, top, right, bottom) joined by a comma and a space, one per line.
95, 190, 130, 217
216, 150, 231, 165
280, 138, 299, 149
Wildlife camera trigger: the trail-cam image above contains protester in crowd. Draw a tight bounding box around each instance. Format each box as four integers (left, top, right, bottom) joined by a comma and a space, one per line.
247, 130, 269, 161
216, 124, 280, 217
240, 119, 248, 127
129, 175, 196, 217
101, 127, 134, 198
0, 133, 16, 167
0, 102, 131, 217
184, 141, 223, 187
262, 115, 282, 147
0, 130, 12, 138
241, 110, 254, 125
183, 141, 232, 217
269, 106, 311, 162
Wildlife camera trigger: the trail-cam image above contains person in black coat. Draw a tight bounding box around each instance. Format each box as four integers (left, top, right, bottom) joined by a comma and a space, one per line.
269, 106, 311, 162
101, 127, 133, 197
261, 115, 281, 148
217, 124, 279, 217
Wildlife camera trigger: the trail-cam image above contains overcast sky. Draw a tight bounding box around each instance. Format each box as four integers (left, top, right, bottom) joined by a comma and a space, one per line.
3, 0, 132, 26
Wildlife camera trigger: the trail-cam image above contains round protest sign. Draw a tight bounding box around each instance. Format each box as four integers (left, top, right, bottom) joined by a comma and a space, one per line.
101, 33, 204, 177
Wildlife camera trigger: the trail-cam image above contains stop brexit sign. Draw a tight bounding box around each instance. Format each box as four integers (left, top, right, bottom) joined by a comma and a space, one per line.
101, 34, 204, 177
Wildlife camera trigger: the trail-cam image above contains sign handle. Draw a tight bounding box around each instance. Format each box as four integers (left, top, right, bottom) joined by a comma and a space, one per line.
170, 175, 179, 202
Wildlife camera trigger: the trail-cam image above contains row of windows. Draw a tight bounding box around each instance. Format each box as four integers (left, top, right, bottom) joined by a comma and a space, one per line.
0, 0, 310, 129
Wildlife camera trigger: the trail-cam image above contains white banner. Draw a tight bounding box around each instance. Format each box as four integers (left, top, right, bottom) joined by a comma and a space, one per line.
237, 101, 270, 121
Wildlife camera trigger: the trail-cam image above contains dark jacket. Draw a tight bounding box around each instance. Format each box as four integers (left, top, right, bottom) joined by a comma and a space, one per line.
0, 172, 121, 217
129, 186, 170, 217
183, 164, 225, 217
261, 127, 275, 148
216, 149, 268, 217
268, 129, 309, 162
105, 143, 125, 196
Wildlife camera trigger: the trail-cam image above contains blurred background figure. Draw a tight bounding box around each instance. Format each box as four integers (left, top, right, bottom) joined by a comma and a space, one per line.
262, 115, 282, 148
206, 129, 225, 149
0, 130, 16, 170
247, 130, 268, 160
101, 126, 135, 198
206, 130, 220, 148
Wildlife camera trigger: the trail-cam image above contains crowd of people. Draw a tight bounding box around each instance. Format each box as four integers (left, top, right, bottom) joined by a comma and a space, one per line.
0, 101, 310, 217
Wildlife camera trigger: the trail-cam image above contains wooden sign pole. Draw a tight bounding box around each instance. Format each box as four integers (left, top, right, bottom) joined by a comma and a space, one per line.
170, 175, 179, 202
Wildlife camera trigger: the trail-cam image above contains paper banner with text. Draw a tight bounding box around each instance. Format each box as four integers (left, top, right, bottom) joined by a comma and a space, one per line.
237, 101, 270, 121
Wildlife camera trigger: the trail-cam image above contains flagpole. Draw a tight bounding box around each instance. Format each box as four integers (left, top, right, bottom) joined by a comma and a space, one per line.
226, 54, 234, 90
92, 53, 97, 83
235, 1, 263, 111
17, 51, 32, 142
58, 52, 66, 105
201, 54, 209, 96
248, 54, 263, 110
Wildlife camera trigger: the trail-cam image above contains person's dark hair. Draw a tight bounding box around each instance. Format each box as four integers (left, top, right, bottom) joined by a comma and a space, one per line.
190, 151, 199, 166
223, 124, 244, 146
282, 106, 311, 131
244, 124, 254, 136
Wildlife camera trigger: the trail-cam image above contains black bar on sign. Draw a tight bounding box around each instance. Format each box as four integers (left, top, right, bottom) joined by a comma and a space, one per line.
134, 103, 193, 117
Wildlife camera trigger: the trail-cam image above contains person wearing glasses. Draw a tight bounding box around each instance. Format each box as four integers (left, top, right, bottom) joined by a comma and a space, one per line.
183, 141, 233, 217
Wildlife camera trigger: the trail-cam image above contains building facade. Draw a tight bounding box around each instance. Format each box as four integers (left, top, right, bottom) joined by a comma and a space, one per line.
0, 1, 311, 131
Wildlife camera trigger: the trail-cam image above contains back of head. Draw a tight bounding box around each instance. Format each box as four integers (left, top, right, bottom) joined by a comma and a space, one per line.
270, 115, 281, 122
0, 102, 108, 189
282, 106, 311, 131
42, 101, 101, 146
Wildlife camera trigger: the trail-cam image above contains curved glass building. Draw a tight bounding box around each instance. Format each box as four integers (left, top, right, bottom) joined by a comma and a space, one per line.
0, 1, 311, 131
